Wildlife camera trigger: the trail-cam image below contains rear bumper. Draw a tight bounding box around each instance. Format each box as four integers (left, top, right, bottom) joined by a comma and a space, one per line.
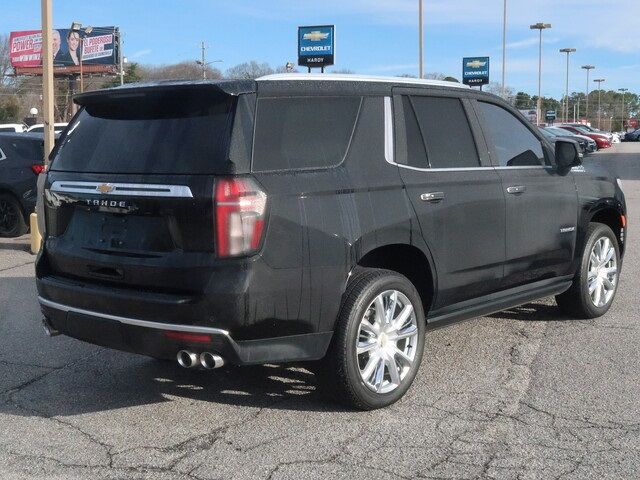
39, 296, 333, 365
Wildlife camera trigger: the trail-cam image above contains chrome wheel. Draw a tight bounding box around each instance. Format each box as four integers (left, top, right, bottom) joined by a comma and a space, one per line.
356, 290, 418, 394
587, 237, 618, 308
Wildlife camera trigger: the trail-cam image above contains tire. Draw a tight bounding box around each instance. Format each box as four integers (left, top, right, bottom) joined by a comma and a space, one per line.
0, 193, 28, 238
316, 268, 426, 410
556, 223, 621, 319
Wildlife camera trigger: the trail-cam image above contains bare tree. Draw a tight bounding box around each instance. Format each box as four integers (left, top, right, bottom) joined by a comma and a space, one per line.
225, 61, 274, 79
140, 61, 222, 81
0, 34, 12, 86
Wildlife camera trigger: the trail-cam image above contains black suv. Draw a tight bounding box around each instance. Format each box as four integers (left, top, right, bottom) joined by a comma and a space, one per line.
36, 75, 626, 410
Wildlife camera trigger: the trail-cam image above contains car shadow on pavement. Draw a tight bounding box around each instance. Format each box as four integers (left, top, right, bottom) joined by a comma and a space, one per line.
0, 240, 31, 252
488, 301, 570, 322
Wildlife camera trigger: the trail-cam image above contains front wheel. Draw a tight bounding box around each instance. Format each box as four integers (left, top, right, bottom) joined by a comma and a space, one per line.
556, 223, 621, 318
316, 268, 426, 410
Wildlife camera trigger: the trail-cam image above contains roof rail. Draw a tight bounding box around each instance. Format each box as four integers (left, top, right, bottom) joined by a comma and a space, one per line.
257, 73, 469, 89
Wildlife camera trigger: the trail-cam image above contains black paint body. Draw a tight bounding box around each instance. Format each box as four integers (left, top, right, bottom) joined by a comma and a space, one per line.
36, 79, 627, 364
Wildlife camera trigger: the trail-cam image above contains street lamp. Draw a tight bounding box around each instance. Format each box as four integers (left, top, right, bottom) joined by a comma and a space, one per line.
530, 23, 551, 125
418, 0, 424, 78
501, 0, 507, 97
593, 78, 605, 129
559, 48, 576, 122
581, 65, 595, 123
619, 88, 628, 131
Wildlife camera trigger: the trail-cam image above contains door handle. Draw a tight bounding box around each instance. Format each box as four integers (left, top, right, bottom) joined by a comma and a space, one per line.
506, 185, 526, 195
420, 191, 445, 202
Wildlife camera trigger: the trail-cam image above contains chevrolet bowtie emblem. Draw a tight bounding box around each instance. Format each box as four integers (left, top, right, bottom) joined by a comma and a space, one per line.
303, 31, 330, 41
466, 60, 487, 68
96, 183, 115, 194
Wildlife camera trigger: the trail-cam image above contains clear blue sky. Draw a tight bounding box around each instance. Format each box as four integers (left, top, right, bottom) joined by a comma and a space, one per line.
3, 0, 636, 98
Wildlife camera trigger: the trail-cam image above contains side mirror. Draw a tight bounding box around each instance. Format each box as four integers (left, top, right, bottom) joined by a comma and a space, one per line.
555, 139, 582, 170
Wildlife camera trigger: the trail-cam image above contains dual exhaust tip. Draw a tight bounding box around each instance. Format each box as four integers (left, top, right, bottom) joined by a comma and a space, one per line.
177, 350, 225, 370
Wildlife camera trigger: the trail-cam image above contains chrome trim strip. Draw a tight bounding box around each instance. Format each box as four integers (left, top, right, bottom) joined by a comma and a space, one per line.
38, 297, 231, 337
384, 96, 394, 164
50, 181, 193, 198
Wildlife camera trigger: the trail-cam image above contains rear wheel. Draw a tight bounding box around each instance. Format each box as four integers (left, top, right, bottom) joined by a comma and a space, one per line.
0, 193, 27, 238
316, 268, 426, 410
556, 223, 620, 318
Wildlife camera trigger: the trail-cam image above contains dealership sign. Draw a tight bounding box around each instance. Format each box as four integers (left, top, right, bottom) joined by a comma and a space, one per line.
9, 27, 119, 75
462, 57, 490, 86
298, 25, 335, 68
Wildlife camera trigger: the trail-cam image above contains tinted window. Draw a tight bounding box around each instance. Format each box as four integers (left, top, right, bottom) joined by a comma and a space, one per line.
51, 90, 234, 174
29, 126, 44, 133
252, 96, 361, 171
0, 138, 43, 160
411, 96, 480, 168
402, 96, 428, 168
478, 102, 545, 167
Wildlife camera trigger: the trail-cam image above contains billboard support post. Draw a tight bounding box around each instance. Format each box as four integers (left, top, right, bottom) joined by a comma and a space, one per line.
118, 29, 124, 85
40, 0, 55, 164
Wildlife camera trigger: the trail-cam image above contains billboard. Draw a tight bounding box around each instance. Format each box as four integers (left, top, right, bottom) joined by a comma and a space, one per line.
10, 27, 119, 75
462, 57, 489, 86
298, 25, 335, 69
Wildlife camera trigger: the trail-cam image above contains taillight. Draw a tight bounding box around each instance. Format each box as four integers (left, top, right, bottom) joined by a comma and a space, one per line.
214, 177, 267, 257
31, 164, 45, 175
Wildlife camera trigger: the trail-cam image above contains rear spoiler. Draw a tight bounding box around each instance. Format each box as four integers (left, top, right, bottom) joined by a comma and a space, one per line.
74, 80, 257, 106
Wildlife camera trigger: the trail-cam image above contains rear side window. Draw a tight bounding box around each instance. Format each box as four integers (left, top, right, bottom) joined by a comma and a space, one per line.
410, 96, 480, 169
0, 138, 43, 160
478, 102, 545, 167
401, 96, 429, 169
252, 96, 361, 171
51, 90, 235, 174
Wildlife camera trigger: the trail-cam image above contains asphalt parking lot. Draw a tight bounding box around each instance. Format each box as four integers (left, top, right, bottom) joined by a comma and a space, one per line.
1, 143, 639, 480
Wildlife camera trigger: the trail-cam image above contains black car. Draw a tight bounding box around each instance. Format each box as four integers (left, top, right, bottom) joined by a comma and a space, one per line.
0, 133, 44, 237
543, 126, 596, 153
540, 127, 585, 153
36, 75, 627, 410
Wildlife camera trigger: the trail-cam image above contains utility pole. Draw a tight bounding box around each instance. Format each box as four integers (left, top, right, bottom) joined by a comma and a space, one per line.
118, 28, 124, 86
40, 0, 55, 164
619, 88, 628, 131
501, 0, 507, 97
594, 78, 605, 129
581, 65, 595, 123
530, 23, 551, 125
560, 48, 576, 122
201, 41, 207, 80
418, 0, 424, 79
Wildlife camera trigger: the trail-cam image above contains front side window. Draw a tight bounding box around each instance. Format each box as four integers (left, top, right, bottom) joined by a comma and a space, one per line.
252, 96, 361, 171
478, 102, 545, 167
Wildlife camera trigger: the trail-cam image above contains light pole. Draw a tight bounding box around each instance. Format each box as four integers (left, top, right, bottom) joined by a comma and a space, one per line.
593, 78, 605, 129
40, 0, 55, 163
581, 65, 595, 123
619, 88, 628, 131
195, 41, 222, 79
418, 0, 424, 78
530, 23, 551, 125
559, 48, 576, 122
501, 0, 507, 96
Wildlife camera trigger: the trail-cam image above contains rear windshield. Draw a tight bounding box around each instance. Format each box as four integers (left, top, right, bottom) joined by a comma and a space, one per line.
51, 90, 235, 174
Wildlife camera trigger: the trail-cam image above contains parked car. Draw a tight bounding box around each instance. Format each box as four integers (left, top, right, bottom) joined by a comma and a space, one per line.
37, 75, 626, 410
0, 123, 28, 133
544, 126, 597, 153
0, 133, 44, 237
557, 125, 612, 149
27, 123, 68, 134
540, 127, 590, 154
624, 129, 640, 142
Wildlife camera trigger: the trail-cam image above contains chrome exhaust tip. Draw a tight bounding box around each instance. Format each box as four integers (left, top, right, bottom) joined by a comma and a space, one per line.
200, 352, 225, 369
42, 318, 60, 337
176, 350, 198, 368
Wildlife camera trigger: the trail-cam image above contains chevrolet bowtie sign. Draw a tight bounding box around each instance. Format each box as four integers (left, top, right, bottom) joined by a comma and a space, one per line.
462, 56, 490, 86
298, 25, 335, 69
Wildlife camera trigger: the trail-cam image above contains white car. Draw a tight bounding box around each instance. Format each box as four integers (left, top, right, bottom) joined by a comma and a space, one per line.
26, 123, 68, 134
0, 123, 28, 133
